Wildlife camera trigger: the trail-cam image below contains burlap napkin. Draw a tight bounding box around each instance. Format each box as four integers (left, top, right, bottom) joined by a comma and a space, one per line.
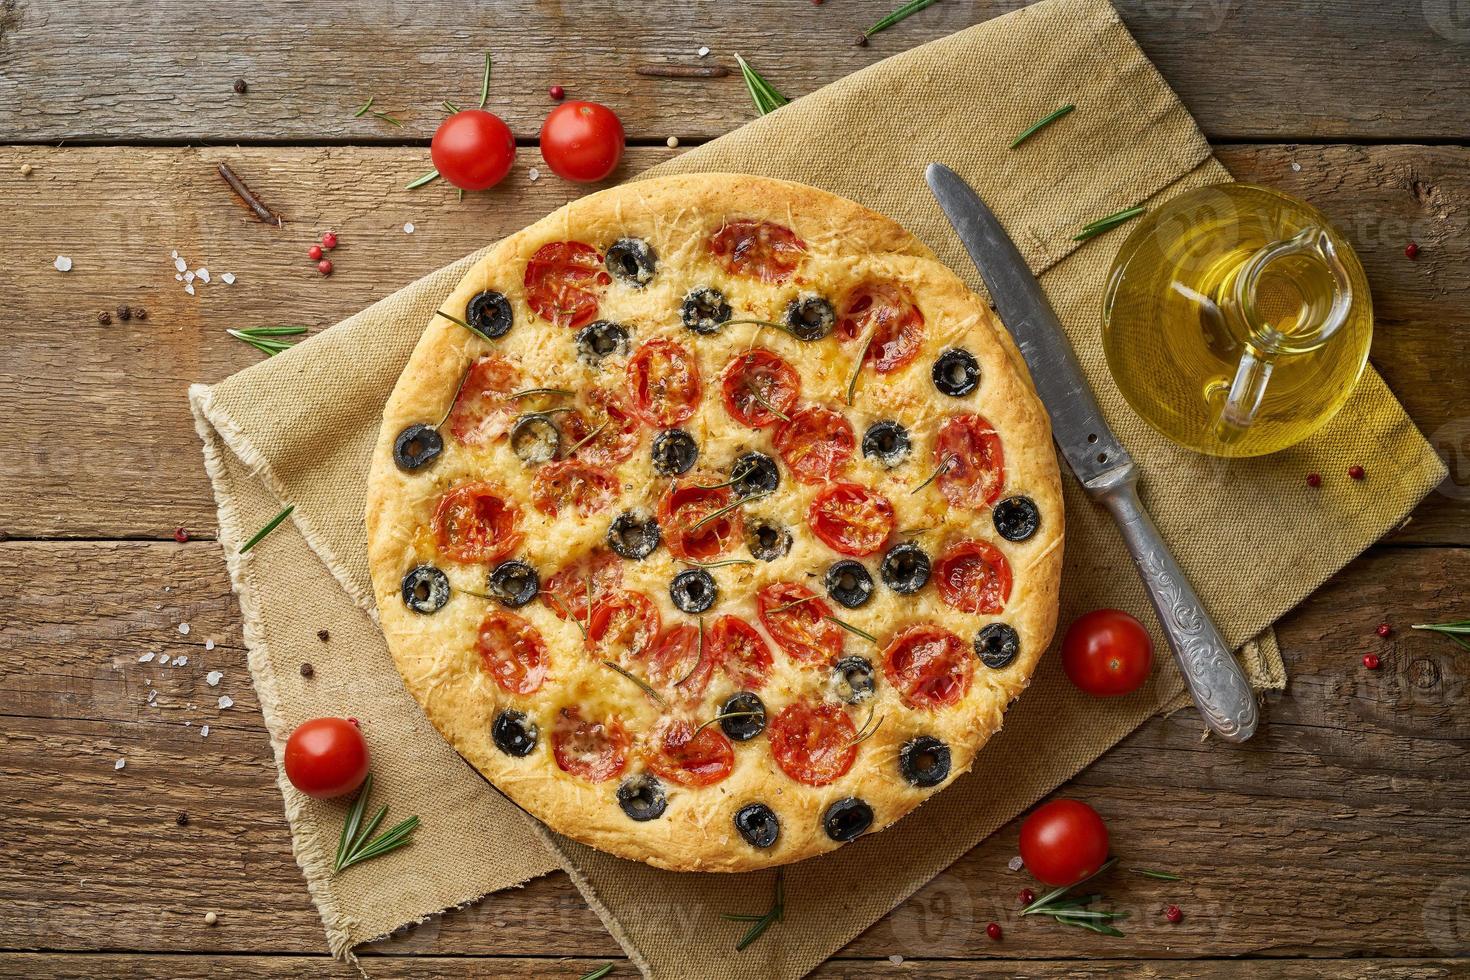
190, 0, 1447, 976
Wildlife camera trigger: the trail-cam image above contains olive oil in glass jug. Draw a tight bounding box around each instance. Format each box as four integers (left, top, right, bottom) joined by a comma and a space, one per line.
1102, 183, 1372, 457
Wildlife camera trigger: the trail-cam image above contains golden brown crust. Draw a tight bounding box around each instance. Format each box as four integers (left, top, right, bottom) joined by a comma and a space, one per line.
365, 173, 1062, 872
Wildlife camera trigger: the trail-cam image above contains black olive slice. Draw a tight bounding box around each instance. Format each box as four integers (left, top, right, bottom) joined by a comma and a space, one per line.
510, 414, 561, 465
616, 773, 668, 821
829, 656, 876, 705
393, 423, 443, 471
720, 692, 766, 741
608, 510, 661, 559
492, 709, 538, 757
488, 560, 539, 608
734, 802, 781, 849
681, 286, 732, 335
975, 622, 1020, 669
651, 428, 699, 476
605, 237, 658, 287
402, 565, 450, 614
783, 294, 835, 341
933, 348, 980, 396
993, 495, 1041, 542
823, 797, 874, 842
746, 520, 792, 562
466, 290, 513, 339
898, 735, 952, 788
825, 560, 874, 609
861, 420, 911, 469
576, 319, 630, 364
880, 542, 931, 595
670, 568, 717, 614
731, 451, 779, 498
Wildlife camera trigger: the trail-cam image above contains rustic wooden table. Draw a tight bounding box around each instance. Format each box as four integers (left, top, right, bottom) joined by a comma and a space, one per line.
1, 2, 1467, 977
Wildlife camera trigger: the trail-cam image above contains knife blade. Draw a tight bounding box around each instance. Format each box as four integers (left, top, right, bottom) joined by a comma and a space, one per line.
925, 163, 1258, 743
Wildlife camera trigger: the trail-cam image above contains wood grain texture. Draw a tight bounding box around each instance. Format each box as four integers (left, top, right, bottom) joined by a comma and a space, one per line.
1, 1, 1469, 143
3, 541, 1467, 961
0, 143, 1464, 544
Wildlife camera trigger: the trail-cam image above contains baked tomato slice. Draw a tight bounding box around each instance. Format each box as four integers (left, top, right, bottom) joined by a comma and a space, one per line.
768, 701, 858, 786
719, 349, 800, 429
659, 482, 741, 561
587, 589, 662, 662
626, 339, 702, 427
647, 623, 717, 698
530, 460, 618, 518
447, 354, 520, 446
882, 624, 974, 709
709, 614, 773, 689
934, 414, 1006, 509
835, 281, 926, 373
707, 219, 806, 284
562, 387, 642, 467
476, 610, 549, 695
432, 482, 522, 563
552, 707, 628, 782
756, 582, 843, 665
808, 482, 895, 557
773, 405, 855, 485
541, 550, 622, 623
934, 539, 1013, 614
646, 717, 734, 788
524, 241, 611, 329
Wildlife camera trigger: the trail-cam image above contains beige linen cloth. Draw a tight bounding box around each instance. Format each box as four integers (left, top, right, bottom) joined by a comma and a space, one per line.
189, 0, 1447, 975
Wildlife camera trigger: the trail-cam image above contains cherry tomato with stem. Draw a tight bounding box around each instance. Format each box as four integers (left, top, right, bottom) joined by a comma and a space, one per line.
1018, 799, 1110, 887
284, 717, 371, 799
539, 101, 625, 183
1061, 608, 1154, 697
431, 109, 516, 191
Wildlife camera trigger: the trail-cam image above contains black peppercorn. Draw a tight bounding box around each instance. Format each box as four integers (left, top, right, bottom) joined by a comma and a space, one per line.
300, 663, 315, 678
97, 311, 111, 325
176, 811, 189, 826
233, 78, 248, 94
117, 305, 132, 321
317, 629, 329, 642
134, 307, 148, 320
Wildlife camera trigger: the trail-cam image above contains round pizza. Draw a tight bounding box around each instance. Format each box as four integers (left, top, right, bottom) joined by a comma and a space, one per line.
365, 173, 1063, 872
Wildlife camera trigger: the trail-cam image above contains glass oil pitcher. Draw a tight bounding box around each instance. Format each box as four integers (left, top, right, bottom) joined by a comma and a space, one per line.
1101, 183, 1372, 457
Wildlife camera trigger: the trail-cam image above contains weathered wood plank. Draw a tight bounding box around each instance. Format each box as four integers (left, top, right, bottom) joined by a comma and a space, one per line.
2, 541, 1467, 959
1, 1, 1468, 143
0, 143, 1464, 543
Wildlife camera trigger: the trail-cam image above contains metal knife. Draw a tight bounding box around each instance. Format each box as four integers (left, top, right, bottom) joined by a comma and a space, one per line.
925, 163, 1258, 743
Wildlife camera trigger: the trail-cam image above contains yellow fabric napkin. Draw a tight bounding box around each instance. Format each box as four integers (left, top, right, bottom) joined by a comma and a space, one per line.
189, 0, 1446, 976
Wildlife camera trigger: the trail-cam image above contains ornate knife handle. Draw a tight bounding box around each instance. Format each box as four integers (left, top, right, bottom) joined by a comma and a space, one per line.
1089, 470, 1259, 742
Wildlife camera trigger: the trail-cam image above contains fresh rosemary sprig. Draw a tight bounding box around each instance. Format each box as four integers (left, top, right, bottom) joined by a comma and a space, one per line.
436, 308, 495, 343
352, 97, 376, 117
578, 966, 614, 980
690, 491, 769, 533
478, 53, 492, 109
692, 710, 762, 739
1129, 868, 1183, 881
722, 317, 809, 341
407, 169, 441, 190
1010, 104, 1076, 149
602, 660, 666, 706
746, 383, 791, 422
673, 619, 705, 687
564, 420, 608, 458
680, 557, 757, 569
373, 111, 404, 127
543, 591, 588, 637
227, 326, 309, 357
846, 704, 885, 746
239, 504, 294, 554
442, 100, 462, 115
333, 774, 422, 874
910, 453, 958, 494
1412, 619, 1470, 651
846, 332, 875, 405
695, 460, 758, 491
1074, 206, 1146, 243
723, 868, 784, 951
734, 54, 789, 116
864, 0, 940, 38
1021, 856, 1127, 936
769, 593, 821, 615
508, 387, 573, 400
826, 615, 878, 644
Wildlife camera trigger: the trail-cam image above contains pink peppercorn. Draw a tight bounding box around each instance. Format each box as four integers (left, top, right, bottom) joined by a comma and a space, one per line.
1306, 473, 1322, 488
317, 259, 333, 276
1405, 242, 1420, 259
321, 231, 338, 250
1348, 464, 1366, 481
1376, 623, 1391, 638
1164, 905, 1183, 924
1019, 887, 1036, 906
986, 922, 1002, 940
549, 84, 565, 101
1363, 653, 1381, 670
174, 527, 190, 543
308, 244, 323, 261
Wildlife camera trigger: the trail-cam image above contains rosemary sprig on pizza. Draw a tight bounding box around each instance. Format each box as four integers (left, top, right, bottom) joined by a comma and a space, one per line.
365, 174, 1063, 871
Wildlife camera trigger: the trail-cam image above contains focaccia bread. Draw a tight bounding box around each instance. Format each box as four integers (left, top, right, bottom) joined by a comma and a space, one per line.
365, 173, 1063, 871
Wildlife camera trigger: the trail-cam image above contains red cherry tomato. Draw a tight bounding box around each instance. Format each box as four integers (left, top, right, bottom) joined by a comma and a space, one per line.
627, 339, 702, 427
1018, 799, 1111, 886
659, 482, 741, 562
720, 349, 801, 429
430, 109, 516, 191
552, 707, 629, 782
1061, 609, 1154, 697
757, 582, 844, 665
835, 281, 926, 373
773, 405, 856, 485
646, 717, 734, 788
708, 614, 773, 689
934, 539, 1013, 614
561, 388, 643, 466
707, 219, 807, 284
647, 623, 716, 698
524, 241, 611, 329
539, 100, 625, 183
541, 551, 622, 623
283, 717, 371, 800
530, 460, 618, 518
476, 610, 549, 695
768, 701, 858, 786
447, 355, 520, 446
586, 589, 661, 662
934, 414, 1007, 509
432, 482, 522, 564
808, 482, 895, 557
882, 624, 974, 709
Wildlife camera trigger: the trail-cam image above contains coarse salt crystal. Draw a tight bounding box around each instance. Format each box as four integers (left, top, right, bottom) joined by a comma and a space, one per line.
139, 652, 155, 663
184, 270, 195, 282
206, 671, 223, 686
221, 272, 236, 285
184, 721, 191, 727
697, 46, 711, 57
205, 639, 215, 651
1291, 161, 1302, 172
178, 623, 191, 635
54, 255, 73, 272
196, 268, 210, 283
171, 250, 179, 259
174, 257, 187, 272
528, 168, 540, 182
403, 222, 415, 234
175, 656, 188, 667
114, 758, 126, 770
158, 654, 171, 666
175, 274, 184, 281
147, 688, 157, 704
201, 725, 210, 737
1007, 855, 1024, 872
218, 695, 234, 709
888, 954, 903, 965
184, 283, 195, 296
